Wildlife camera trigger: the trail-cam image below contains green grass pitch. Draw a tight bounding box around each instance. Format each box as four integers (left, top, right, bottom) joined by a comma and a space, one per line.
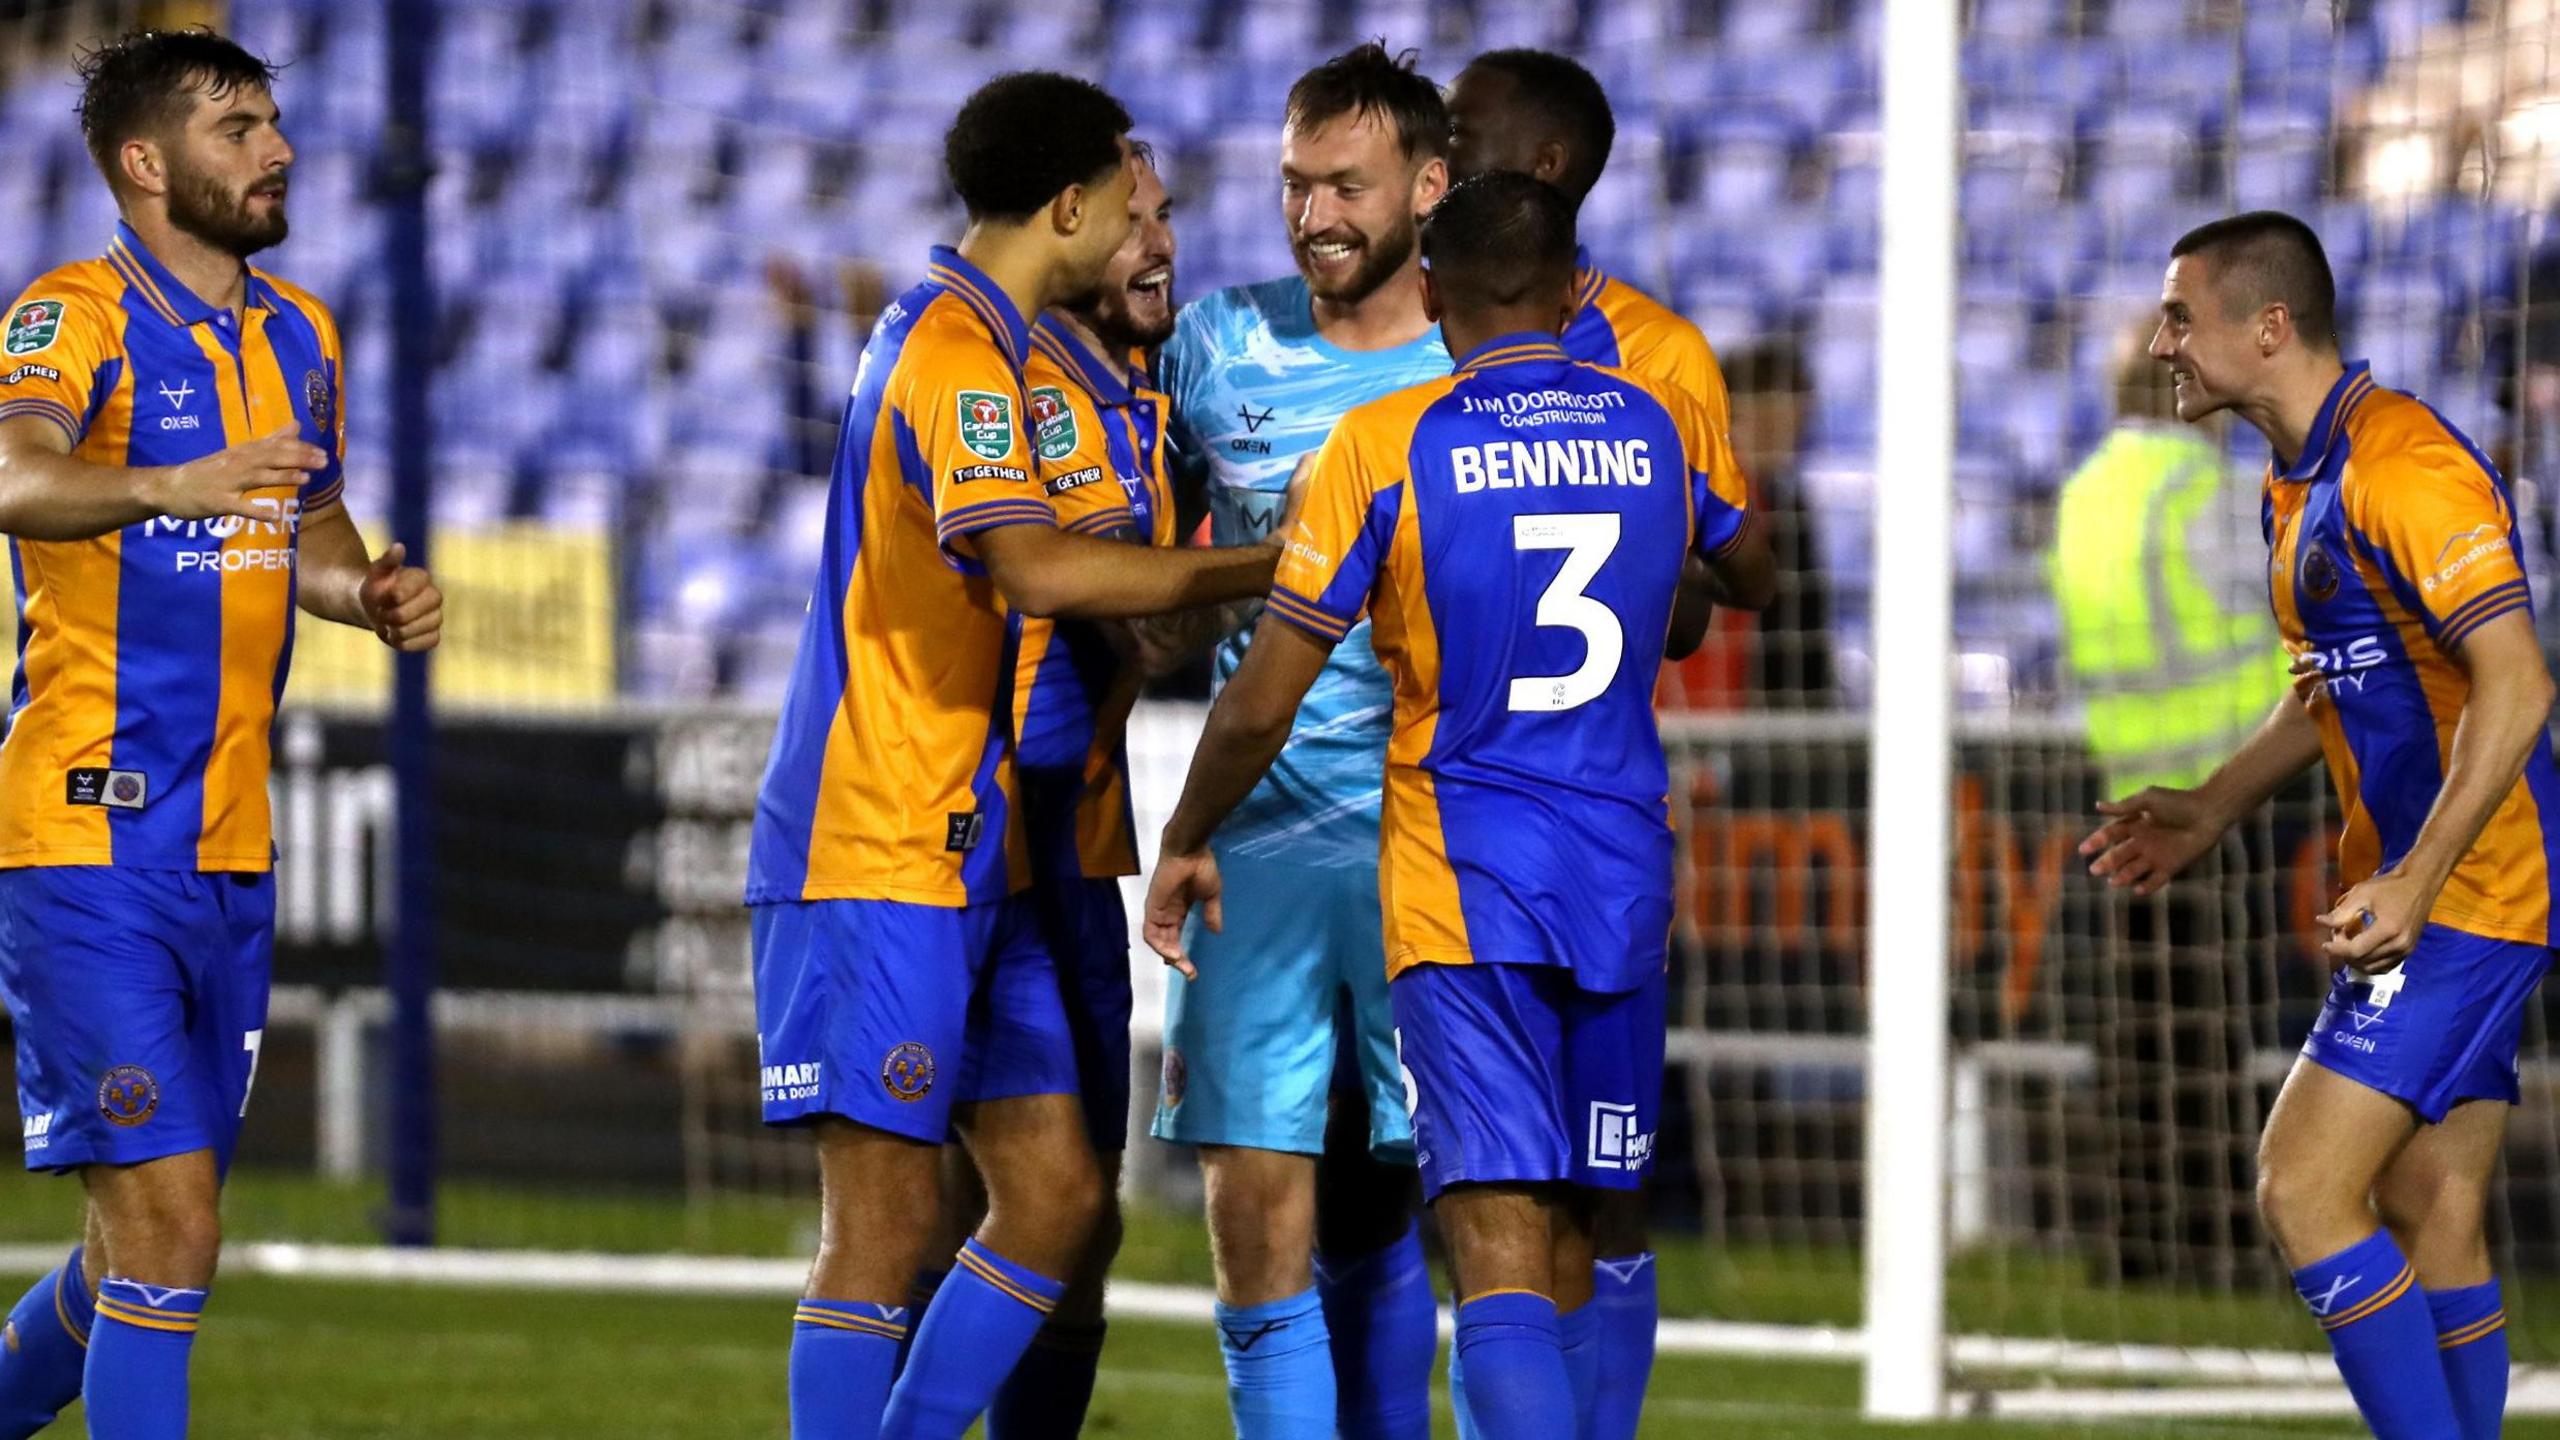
1, 1168, 2555, 1437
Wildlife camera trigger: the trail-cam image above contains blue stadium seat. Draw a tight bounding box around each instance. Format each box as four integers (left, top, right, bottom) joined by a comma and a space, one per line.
2082, 105, 2196, 211
2229, 98, 2332, 206
1690, 110, 1805, 219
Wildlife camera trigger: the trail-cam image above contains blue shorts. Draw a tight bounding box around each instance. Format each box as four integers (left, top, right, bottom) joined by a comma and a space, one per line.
0, 867, 275, 1174
1152, 851, 1412, 1161
1390, 962, 1666, 1202
1030, 875, 1134, 1150
751, 894, 1080, 1142
2299, 924, 2551, 1124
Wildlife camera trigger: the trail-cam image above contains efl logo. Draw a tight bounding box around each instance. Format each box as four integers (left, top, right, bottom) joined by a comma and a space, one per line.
1587, 1101, 1655, 1172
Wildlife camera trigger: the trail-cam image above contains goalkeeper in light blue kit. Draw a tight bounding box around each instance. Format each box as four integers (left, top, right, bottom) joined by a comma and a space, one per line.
1146, 42, 1452, 1439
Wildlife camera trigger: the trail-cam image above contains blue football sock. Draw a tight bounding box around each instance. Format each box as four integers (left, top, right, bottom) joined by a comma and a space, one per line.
2292, 1232, 2460, 1440
985, 1317, 1106, 1440
0, 1246, 92, 1439
1452, 1291, 1574, 1440
82, 1277, 204, 1440
1216, 1287, 1335, 1440
789, 1298, 907, 1439
882, 1239, 1066, 1440
1449, 1337, 1480, 1440
1589, 1253, 1657, 1440
1316, 1223, 1435, 1440
1561, 1301, 1599, 1435
894, 1268, 946, 1377
2428, 1281, 2508, 1440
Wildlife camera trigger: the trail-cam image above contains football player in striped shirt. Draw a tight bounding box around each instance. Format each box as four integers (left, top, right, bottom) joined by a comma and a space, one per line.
1443, 49, 1736, 1434
746, 75, 1276, 1440
1148, 172, 1770, 1440
915, 140, 1183, 1439
0, 31, 440, 1440
2086, 211, 2557, 1440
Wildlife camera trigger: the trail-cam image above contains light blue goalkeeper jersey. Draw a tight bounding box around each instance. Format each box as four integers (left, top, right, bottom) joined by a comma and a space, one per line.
1159, 276, 1450, 866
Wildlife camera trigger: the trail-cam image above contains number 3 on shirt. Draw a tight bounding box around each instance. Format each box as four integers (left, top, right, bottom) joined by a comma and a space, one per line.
1510, 512, 1623, 713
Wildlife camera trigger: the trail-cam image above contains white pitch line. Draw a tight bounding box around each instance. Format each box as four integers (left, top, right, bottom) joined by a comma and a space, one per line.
1, 1241, 2550, 1417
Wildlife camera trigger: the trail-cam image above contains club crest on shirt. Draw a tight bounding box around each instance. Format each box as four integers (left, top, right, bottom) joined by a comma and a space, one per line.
881, 1042, 936, 1102
958, 390, 1014, 461
304, 368, 334, 436
1030, 385, 1078, 462
2301, 541, 2339, 604
5, 300, 62, 356
97, 1065, 158, 1127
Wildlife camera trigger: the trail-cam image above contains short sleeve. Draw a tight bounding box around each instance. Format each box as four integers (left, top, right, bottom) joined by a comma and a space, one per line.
1029, 376, 1138, 539
899, 326, 1055, 563
299, 297, 348, 510
1619, 308, 1731, 442
2347, 441, 2530, 653
1676, 393, 1752, 558
1267, 421, 1397, 645
1158, 301, 1214, 456
0, 287, 117, 448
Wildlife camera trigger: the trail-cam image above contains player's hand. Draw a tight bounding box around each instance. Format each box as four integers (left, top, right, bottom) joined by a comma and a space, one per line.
2289, 651, 2327, 707
358, 542, 443, 653
1263, 454, 1317, 548
146, 426, 326, 522
1144, 847, 1223, 980
2078, 786, 2223, 897
2318, 869, 2433, 974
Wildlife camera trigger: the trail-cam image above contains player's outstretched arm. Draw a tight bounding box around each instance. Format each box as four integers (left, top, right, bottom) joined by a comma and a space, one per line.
1665, 522, 1778, 659
1143, 616, 1335, 976
296, 503, 443, 652
0, 417, 323, 543
2320, 610, 2556, 970
976, 521, 1276, 620
2078, 685, 2322, 896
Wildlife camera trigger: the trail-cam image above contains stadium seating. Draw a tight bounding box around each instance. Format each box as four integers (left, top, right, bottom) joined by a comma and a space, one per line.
0, 0, 2519, 703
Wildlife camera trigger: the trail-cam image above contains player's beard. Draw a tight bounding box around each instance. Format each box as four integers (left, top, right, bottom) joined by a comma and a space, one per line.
167, 158, 288, 259
1293, 212, 1416, 307
1070, 267, 1177, 354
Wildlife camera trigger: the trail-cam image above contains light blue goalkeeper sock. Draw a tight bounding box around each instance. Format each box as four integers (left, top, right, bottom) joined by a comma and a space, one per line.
882, 1238, 1065, 1440
0, 1246, 91, 1439
2428, 1280, 2508, 1440
1216, 1286, 1335, 1439
788, 1298, 906, 1439
83, 1277, 204, 1440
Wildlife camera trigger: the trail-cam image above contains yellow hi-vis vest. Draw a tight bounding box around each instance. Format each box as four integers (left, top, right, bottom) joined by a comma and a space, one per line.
2051, 425, 2291, 795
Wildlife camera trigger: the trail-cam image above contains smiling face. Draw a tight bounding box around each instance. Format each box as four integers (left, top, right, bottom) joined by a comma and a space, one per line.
2148, 253, 2265, 424
1075, 153, 1176, 351
159, 79, 292, 257
1280, 110, 1442, 305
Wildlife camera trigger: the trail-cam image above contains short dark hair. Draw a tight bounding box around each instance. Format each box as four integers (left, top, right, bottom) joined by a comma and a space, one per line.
76, 28, 279, 190
1285, 42, 1447, 162
944, 71, 1132, 223
2170, 210, 2338, 348
1464, 49, 1616, 201
1420, 172, 1578, 313
1726, 338, 1809, 397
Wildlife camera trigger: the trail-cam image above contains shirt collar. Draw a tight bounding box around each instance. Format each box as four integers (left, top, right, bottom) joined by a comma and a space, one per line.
106, 222, 266, 329
1570, 244, 1607, 312
2278, 360, 2375, 482
927, 245, 1032, 371
1031, 313, 1135, 408
1455, 330, 1572, 373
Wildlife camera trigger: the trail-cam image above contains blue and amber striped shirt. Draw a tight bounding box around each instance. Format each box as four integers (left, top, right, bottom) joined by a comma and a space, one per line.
0, 223, 345, 871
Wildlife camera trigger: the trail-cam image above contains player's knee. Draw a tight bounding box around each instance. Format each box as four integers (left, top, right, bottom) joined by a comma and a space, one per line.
2253, 1155, 2350, 1258
102, 1200, 221, 1289
1087, 1186, 1127, 1270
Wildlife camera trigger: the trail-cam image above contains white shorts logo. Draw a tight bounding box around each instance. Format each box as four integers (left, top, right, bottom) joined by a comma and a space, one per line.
1588, 1101, 1654, 1171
